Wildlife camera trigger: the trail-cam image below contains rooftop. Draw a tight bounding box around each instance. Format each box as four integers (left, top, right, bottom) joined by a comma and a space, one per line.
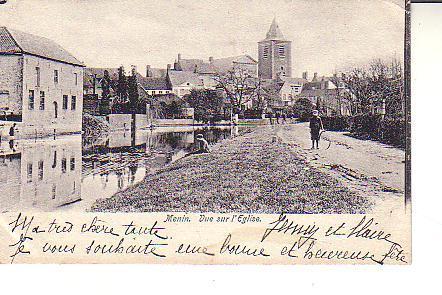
138, 76, 171, 90
0, 27, 84, 66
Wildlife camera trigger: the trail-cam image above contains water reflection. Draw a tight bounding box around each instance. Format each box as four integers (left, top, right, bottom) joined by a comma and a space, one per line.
0, 135, 82, 212
0, 125, 245, 212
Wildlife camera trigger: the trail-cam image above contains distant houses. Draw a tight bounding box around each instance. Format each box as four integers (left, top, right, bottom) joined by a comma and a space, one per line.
0, 27, 85, 139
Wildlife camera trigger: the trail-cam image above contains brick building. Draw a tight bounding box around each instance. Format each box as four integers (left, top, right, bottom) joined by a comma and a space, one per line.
0, 27, 85, 139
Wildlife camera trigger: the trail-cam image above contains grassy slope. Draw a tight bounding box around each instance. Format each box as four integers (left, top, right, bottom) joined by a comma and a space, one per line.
91, 127, 373, 213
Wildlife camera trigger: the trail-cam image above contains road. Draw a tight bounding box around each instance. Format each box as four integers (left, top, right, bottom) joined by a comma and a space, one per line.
275, 122, 406, 215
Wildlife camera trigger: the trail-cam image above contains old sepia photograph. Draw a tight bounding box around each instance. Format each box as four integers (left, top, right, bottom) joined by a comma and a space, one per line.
0, 0, 411, 265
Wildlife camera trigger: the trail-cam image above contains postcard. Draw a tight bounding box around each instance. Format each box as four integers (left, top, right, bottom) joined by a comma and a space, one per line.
0, 0, 410, 264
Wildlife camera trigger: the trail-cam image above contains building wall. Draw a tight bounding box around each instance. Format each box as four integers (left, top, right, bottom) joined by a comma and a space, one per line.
258, 40, 292, 80
20, 54, 84, 136
146, 89, 171, 95
233, 63, 258, 77
0, 54, 24, 115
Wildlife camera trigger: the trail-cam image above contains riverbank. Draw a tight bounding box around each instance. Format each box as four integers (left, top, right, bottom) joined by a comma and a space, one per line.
91, 125, 374, 213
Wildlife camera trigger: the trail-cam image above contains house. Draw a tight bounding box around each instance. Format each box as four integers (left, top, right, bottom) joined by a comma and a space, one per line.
83, 67, 119, 97
173, 53, 258, 76
0, 27, 85, 138
278, 77, 308, 107
167, 70, 204, 97
297, 76, 351, 116
138, 76, 172, 96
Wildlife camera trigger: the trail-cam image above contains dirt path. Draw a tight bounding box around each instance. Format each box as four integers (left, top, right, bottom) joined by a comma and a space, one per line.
274, 123, 405, 215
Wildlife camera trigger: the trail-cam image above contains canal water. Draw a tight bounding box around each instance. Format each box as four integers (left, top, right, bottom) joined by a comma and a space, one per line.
0, 125, 247, 212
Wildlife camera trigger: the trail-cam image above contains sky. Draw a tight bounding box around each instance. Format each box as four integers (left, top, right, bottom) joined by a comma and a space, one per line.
0, 0, 405, 77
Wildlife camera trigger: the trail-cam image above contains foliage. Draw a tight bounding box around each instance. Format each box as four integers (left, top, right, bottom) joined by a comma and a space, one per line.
152, 95, 189, 119
339, 58, 404, 117
127, 67, 141, 113
213, 68, 259, 114
292, 98, 314, 122
184, 89, 225, 122
321, 116, 351, 131
320, 114, 405, 148
101, 70, 112, 100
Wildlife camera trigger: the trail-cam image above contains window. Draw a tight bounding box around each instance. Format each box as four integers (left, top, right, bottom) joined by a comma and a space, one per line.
152, 91, 156, 95
278, 45, 285, 58
28, 90, 35, 110
39, 91, 45, 110
27, 163, 33, 183
36, 67, 40, 87
71, 96, 76, 110
38, 160, 44, 180
263, 46, 269, 59
52, 150, 57, 168
62, 95, 68, 110
54, 70, 59, 83
52, 184, 56, 199
61, 158, 67, 173
70, 157, 75, 171
159, 91, 163, 94
74, 73, 78, 85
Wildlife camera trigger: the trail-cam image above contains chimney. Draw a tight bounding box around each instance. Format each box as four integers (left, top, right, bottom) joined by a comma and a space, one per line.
131, 65, 137, 75
167, 64, 171, 73
178, 53, 182, 61
146, 65, 151, 77
194, 64, 198, 73
313, 72, 318, 81
302, 71, 308, 80
209, 56, 214, 64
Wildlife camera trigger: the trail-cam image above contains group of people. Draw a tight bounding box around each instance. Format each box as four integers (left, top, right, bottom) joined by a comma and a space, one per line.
268, 112, 294, 125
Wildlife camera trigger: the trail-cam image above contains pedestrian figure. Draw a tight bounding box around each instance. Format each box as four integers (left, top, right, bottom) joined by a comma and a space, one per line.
276, 112, 280, 124
196, 134, 211, 153
282, 113, 287, 124
268, 113, 274, 125
309, 110, 324, 149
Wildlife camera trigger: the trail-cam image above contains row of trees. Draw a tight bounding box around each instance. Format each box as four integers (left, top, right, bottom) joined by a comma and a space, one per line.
330, 58, 405, 118
100, 66, 144, 114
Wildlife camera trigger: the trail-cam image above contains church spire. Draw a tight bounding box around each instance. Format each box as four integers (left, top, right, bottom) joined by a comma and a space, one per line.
265, 17, 286, 41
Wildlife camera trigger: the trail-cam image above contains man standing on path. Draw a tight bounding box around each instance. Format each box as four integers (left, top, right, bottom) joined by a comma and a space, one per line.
309, 110, 324, 149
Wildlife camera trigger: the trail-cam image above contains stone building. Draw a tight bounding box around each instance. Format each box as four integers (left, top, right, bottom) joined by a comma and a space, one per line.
258, 18, 292, 80
0, 27, 85, 139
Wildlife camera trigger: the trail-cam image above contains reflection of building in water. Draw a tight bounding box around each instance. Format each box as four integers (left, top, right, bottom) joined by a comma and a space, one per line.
0, 135, 81, 211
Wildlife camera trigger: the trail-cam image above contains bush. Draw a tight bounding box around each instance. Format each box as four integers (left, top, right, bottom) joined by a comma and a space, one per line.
350, 114, 405, 148
292, 98, 314, 122
321, 116, 351, 131
319, 114, 405, 148
240, 109, 263, 119
350, 114, 383, 140
380, 117, 406, 148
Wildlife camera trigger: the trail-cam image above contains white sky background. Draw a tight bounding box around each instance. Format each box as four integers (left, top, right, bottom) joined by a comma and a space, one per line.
0, 0, 405, 77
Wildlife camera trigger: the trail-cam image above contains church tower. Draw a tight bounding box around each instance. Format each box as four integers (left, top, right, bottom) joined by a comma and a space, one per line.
258, 18, 292, 80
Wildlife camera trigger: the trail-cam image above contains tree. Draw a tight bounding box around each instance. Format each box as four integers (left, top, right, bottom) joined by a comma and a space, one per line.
339, 58, 404, 117
127, 67, 140, 113
101, 70, 112, 100
184, 89, 225, 122
116, 66, 128, 102
292, 97, 314, 121
212, 68, 258, 114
